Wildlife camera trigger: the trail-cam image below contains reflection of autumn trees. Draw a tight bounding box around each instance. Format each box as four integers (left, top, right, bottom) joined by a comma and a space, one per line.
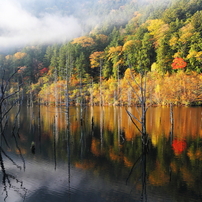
16, 105, 202, 186
37, 106, 202, 148
180, 167, 195, 187
91, 138, 103, 157
188, 148, 202, 161
187, 141, 202, 161
108, 147, 133, 168
2, 1, 202, 107
172, 139, 187, 155
169, 153, 202, 192
147, 136, 202, 193
149, 161, 170, 186
75, 160, 96, 170
10, 105, 202, 198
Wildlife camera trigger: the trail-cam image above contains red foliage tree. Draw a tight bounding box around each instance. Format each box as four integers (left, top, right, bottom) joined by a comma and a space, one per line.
171, 57, 187, 69
39, 68, 49, 76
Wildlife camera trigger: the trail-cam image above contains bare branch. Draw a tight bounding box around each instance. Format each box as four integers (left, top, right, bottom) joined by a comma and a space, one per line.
129, 68, 141, 89
3, 83, 23, 101
127, 80, 142, 103
1, 98, 21, 123
1, 147, 22, 170
126, 109, 142, 124
125, 109, 142, 134
126, 154, 142, 185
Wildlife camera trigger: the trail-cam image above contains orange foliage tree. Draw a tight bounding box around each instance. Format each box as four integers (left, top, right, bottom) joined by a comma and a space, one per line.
171, 57, 187, 69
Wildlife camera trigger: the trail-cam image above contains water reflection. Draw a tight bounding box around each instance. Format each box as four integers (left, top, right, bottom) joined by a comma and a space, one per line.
0, 99, 28, 201
126, 143, 149, 202
0, 106, 202, 201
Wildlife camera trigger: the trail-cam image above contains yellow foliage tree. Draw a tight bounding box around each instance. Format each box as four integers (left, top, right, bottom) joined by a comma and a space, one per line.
107, 46, 122, 58
71, 36, 95, 47
94, 34, 108, 43
169, 36, 178, 47
122, 40, 137, 51
147, 19, 165, 35
147, 19, 169, 47
5, 55, 13, 60
187, 50, 202, 61
89, 51, 105, 68
13, 52, 27, 60
179, 23, 194, 44
107, 46, 123, 67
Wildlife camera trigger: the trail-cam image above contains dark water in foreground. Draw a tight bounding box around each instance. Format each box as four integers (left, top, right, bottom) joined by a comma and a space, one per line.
0, 106, 202, 202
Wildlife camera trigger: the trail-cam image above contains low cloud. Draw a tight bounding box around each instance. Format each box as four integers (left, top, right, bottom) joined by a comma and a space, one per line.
0, 0, 143, 52
0, 0, 83, 51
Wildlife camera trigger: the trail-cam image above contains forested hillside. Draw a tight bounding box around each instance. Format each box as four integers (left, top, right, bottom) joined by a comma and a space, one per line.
1, 0, 202, 106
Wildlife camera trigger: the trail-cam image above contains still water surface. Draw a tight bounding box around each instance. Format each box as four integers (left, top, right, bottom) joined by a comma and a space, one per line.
1, 106, 202, 202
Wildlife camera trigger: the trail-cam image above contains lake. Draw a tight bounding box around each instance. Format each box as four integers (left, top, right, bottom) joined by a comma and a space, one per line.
0, 105, 202, 202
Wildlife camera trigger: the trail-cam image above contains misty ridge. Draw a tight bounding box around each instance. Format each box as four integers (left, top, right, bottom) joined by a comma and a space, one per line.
0, 0, 169, 53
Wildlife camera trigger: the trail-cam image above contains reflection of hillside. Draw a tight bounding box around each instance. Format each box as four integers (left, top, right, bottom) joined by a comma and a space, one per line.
180, 167, 195, 187
75, 160, 96, 170
91, 138, 103, 157
148, 161, 170, 186
36, 106, 202, 144
147, 107, 202, 146
172, 139, 187, 155
187, 148, 202, 161
6, 106, 202, 202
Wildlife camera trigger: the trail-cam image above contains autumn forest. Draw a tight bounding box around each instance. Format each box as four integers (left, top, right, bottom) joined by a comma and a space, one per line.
1, 0, 202, 106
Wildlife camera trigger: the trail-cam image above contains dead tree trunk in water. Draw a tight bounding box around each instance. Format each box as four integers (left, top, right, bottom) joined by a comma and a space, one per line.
170, 103, 174, 144
99, 58, 103, 106
0, 67, 27, 200
140, 73, 147, 144
126, 71, 149, 145
38, 98, 42, 152
64, 48, 74, 195
141, 143, 147, 202
79, 72, 84, 125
